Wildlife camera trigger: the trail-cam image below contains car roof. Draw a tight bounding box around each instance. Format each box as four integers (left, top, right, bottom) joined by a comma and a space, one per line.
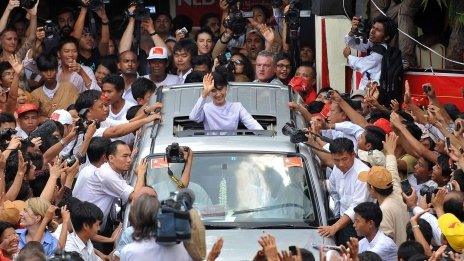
139, 82, 304, 156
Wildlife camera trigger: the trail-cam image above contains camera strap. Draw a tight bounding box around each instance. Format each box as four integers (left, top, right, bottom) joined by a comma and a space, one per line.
167, 163, 185, 189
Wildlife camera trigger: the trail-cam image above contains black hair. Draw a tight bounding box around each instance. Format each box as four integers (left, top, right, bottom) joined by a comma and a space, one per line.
454, 169, 464, 194
0, 221, 14, 237
98, 55, 118, 74
70, 201, 103, 232
397, 240, 425, 261
106, 140, 127, 158
408, 254, 429, 261
406, 219, 433, 244
306, 101, 325, 114
422, 136, 436, 151
30, 172, 49, 197
195, 28, 214, 43
153, 12, 172, 22
372, 185, 394, 197
88, 137, 111, 164
66, 104, 76, 111
358, 251, 382, 261
0, 61, 12, 77
364, 125, 386, 151
437, 154, 452, 178
0, 112, 16, 126
420, 157, 434, 172
371, 15, 398, 43
75, 90, 102, 115
173, 39, 198, 57
102, 74, 125, 92
126, 105, 142, 121
405, 122, 423, 141
212, 71, 228, 88
329, 137, 354, 154
232, 53, 255, 80
444, 103, 460, 121
299, 248, 315, 261
354, 202, 383, 228
368, 109, 390, 123
192, 54, 213, 71
184, 71, 205, 83
275, 52, 292, 63
131, 78, 156, 102
53, 120, 64, 138
36, 54, 59, 72
200, 12, 220, 30
443, 191, 464, 221
58, 36, 79, 52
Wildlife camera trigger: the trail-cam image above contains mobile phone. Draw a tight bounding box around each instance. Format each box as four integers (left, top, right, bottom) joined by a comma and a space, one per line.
289, 246, 297, 256
401, 180, 412, 196
242, 11, 253, 18
146, 5, 156, 14
445, 137, 451, 152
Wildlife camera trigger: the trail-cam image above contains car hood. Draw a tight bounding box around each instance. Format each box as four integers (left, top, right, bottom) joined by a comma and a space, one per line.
205, 229, 333, 260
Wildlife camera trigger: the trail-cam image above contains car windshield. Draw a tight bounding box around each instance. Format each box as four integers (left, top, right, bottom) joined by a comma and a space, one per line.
146, 153, 317, 227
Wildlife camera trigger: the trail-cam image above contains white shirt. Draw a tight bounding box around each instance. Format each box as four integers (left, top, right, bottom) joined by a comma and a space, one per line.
108, 102, 133, 122
73, 163, 133, 226
412, 206, 442, 246
15, 127, 29, 139
122, 87, 138, 107
321, 128, 360, 152
359, 231, 398, 261
328, 158, 372, 220
65, 232, 101, 261
57, 65, 100, 93
189, 96, 263, 131
178, 68, 192, 84
72, 163, 98, 197
120, 238, 192, 261
407, 174, 438, 198
42, 85, 59, 99
345, 35, 385, 91
143, 74, 181, 87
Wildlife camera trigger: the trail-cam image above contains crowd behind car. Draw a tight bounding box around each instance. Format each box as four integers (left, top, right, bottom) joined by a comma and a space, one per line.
0, 0, 463, 260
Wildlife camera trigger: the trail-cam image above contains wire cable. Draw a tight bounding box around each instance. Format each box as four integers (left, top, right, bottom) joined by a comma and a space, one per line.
341, 0, 464, 66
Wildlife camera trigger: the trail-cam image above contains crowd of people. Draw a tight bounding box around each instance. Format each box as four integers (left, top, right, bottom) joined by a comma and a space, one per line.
0, 0, 462, 260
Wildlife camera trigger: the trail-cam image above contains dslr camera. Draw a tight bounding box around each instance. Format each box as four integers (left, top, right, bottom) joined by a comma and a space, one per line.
75, 118, 100, 134
43, 20, 59, 39
282, 122, 308, 144
166, 143, 189, 164
20, 0, 37, 9
156, 191, 192, 244
419, 184, 438, 203
128, 0, 151, 21
62, 155, 78, 167
223, 0, 247, 39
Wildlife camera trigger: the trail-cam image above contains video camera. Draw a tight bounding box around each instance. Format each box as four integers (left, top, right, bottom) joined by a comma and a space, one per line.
282, 122, 308, 144
223, 0, 247, 39
353, 18, 371, 44
126, 0, 152, 21
156, 190, 193, 244
165, 143, 188, 163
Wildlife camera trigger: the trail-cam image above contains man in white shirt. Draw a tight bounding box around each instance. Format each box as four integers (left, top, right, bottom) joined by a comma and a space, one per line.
253, 50, 283, 85
118, 51, 139, 106
15, 103, 39, 139
354, 202, 398, 261
173, 39, 196, 84
73, 137, 111, 197
318, 137, 372, 245
102, 74, 132, 122
66, 201, 106, 261
73, 140, 151, 227
189, 72, 263, 131
143, 46, 180, 87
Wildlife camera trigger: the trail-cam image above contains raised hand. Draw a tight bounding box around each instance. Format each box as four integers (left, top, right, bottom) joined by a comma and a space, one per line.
404, 80, 412, 105
6, 136, 21, 151
17, 151, 27, 177
390, 99, 400, 112
95, 5, 108, 22
8, 55, 23, 75
258, 234, 279, 261
36, 27, 46, 42
44, 205, 58, 222
6, 0, 20, 11
202, 73, 215, 98
136, 158, 147, 177
257, 24, 275, 43
61, 205, 70, 224
48, 158, 66, 178
206, 237, 224, 261
26, 0, 39, 16
383, 132, 398, 155
141, 18, 155, 34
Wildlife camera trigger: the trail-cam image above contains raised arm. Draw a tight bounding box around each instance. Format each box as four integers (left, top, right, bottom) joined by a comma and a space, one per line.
141, 18, 169, 54
118, 5, 136, 53
102, 113, 161, 139
189, 74, 214, 122
4, 151, 26, 201
5, 55, 22, 112
0, 1, 19, 33
40, 160, 66, 202
95, 5, 110, 56
181, 148, 194, 188
70, 2, 88, 39
332, 91, 369, 128
43, 126, 77, 164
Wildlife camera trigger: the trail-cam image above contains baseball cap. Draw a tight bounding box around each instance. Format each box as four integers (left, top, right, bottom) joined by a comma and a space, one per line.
373, 118, 392, 134
16, 103, 39, 117
358, 149, 386, 167
438, 213, 464, 252
358, 165, 392, 189
0, 200, 26, 225
147, 47, 169, 60
50, 109, 73, 125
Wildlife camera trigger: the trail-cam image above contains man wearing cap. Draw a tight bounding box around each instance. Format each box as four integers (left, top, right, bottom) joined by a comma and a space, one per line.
358, 133, 409, 245
144, 46, 180, 87
15, 104, 39, 139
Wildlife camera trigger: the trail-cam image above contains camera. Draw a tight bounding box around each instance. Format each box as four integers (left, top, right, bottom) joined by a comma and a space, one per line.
43, 20, 59, 39
445, 182, 454, 192
353, 18, 371, 44
156, 191, 192, 244
0, 128, 17, 141
19, 0, 37, 9
75, 118, 100, 134
129, 0, 151, 21
282, 122, 308, 143
419, 184, 438, 203
223, 10, 247, 39
62, 155, 77, 167
166, 143, 188, 163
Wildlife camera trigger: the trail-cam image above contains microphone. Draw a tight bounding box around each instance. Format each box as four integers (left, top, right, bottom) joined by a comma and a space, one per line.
177, 188, 195, 210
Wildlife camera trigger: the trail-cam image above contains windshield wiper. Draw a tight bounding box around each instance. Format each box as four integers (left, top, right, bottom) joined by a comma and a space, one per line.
204, 224, 238, 229
249, 223, 318, 229
232, 203, 305, 215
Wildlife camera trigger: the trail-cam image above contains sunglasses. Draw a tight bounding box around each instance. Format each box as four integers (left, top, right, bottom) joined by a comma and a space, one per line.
231, 60, 243, 65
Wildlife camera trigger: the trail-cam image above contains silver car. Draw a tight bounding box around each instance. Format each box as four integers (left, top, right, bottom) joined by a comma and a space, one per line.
124, 82, 335, 260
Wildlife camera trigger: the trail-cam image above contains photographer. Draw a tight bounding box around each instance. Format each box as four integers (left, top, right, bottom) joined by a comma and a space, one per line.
120, 194, 192, 261
344, 16, 397, 91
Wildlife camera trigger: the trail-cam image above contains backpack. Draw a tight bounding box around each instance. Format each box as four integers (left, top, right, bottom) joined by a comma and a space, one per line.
372, 44, 404, 107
